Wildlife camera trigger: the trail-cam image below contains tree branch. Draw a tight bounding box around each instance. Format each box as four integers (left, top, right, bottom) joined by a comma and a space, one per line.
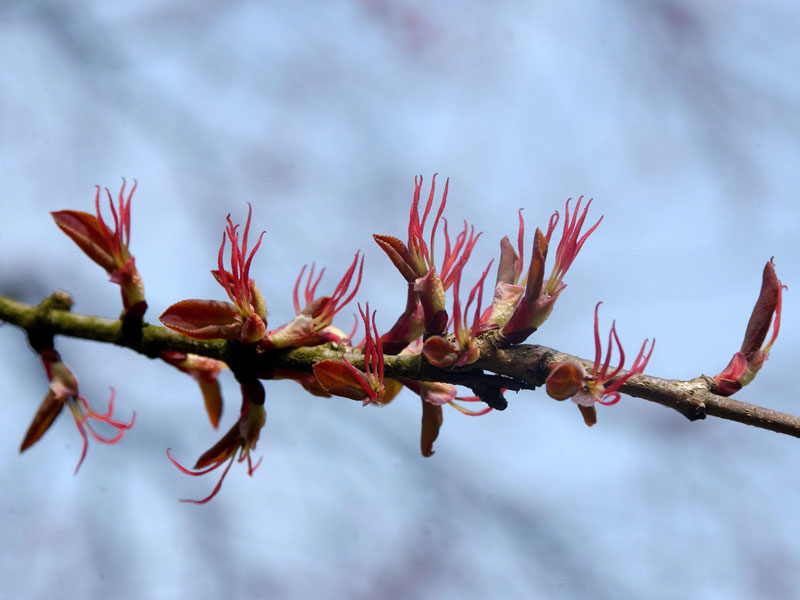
3, 292, 799, 438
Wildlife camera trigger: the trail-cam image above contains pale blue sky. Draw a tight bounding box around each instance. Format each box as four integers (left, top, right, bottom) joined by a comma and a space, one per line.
1, 2, 799, 599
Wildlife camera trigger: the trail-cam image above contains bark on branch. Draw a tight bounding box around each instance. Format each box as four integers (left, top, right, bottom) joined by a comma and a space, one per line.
2, 292, 799, 438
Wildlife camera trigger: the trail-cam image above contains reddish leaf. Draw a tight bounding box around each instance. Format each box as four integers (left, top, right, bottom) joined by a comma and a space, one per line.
525, 228, 548, 300
52, 210, 116, 273
417, 381, 457, 406
578, 404, 597, 427
420, 399, 443, 457
380, 378, 403, 406
545, 361, 585, 401
198, 378, 223, 429
713, 352, 747, 396
373, 234, 418, 282
414, 269, 447, 335
274, 368, 333, 398
741, 260, 781, 357
194, 422, 241, 469
496, 235, 520, 286
313, 359, 369, 401
19, 390, 65, 453
487, 282, 524, 328
160, 299, 242, 340
211, 269, 236, 297
380, 286, 425, 355
421, 335, 459, 368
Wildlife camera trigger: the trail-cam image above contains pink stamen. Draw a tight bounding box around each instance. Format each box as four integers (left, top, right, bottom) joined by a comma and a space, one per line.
68, 388, 134, 474
217, 206, 265, 316
440, 221, 482, 291
320, 252, 364, 323
592, 302, 603, 371
589, 303, 655, 404
548, 197, 602, 293
428, 176, 448, 266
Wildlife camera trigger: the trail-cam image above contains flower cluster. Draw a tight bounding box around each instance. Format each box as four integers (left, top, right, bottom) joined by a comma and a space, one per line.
368, 178, 606, 452
494, 198, 601, 343
156, 206, 365, 499
545, 302, 654, 426
52, 179, 147, 319
313, 303, 399, 405
262, 253, 363, 349
373, 175, 480, 335
20, 348, 135, 474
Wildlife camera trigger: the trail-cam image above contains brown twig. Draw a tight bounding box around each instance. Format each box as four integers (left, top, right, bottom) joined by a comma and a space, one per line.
2, 292, 799, 438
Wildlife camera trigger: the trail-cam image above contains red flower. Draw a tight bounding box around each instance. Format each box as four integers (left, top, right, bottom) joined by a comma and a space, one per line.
313, 303, 397, 405
546, 302, 654, 426
374, 175, 481, 335
543, 197, 602, 297
214, 204, 267, 322
20, 348, 135, 474
52, 179, 146, 318
160, 206, 267, 343
167, 380, 266, 504
263, 252, 363, 348
500, 198, 601, 343
422, 258, 494, 368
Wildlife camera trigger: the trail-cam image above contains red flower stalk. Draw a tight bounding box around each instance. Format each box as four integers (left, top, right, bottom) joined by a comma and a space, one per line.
167, 380, 266, 504
160, 206, 267, 343
714, 258, 786, 396
52, 179, 146, 318
20, 348, 135, 474
263, 252, 363, 348
313, 303, 396, 405
546, 302, 654, 426
422, 258, 494, 368
160, 351, 227, 429
501, 198, 600, 343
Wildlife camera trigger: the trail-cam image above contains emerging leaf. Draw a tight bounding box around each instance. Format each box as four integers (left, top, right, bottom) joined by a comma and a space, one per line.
313, 359, 369, 401
160, 299, 242, 340
421, 336, 460, 368
52, 210, 117, 273
19, 390, 64, 453
194, 423, 240, 470
420, 399, 443, 457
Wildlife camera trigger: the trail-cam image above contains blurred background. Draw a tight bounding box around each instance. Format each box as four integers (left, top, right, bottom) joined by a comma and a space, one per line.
1, 1, 799, 598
